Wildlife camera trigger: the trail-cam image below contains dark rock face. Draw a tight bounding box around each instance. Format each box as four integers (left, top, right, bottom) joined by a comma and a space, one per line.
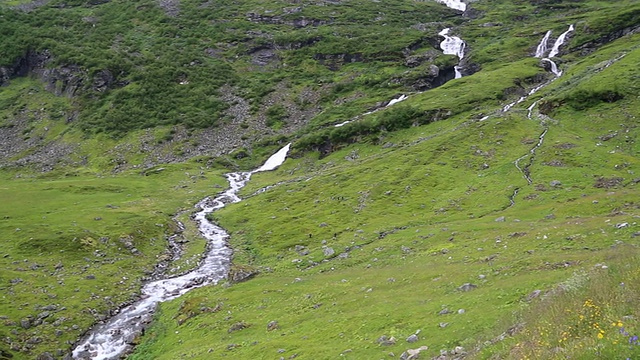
457, 61, 480, 78
0, 50, 51, 86
0, 49, 125, 96
39, 65, 86, 97
250, 48, 280, 67
92, 69, 114, 92
408, 65, 455, 92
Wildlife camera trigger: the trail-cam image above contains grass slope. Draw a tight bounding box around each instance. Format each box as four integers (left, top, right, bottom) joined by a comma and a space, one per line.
0, 0, 638, 358
129, 34, 640, 359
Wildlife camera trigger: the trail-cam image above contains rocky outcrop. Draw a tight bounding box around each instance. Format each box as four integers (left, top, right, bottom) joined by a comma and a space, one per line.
247, 12, 333, 28
313, 53, 364, 70
573, 25, 640, 55
0, 50, 112, 97
158, 0, 180, 16
0, 50, 51, 86
406, 64, 456, 91
10, 0, 50, 12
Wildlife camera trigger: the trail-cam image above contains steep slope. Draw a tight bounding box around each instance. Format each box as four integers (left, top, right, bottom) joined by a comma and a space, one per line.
0, 0, 457, 171
0, 0, 639, 359
126, 30, 640, 359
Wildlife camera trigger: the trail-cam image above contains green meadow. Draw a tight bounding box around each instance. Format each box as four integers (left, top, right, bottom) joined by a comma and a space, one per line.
0, 0, 639, 358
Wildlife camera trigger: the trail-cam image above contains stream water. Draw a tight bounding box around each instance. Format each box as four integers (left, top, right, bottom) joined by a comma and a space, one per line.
72, 144, 291, 360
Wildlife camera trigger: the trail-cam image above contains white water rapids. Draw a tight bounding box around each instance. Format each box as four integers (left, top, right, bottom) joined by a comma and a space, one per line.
72, 143, 291, 360
535, 30, 552, 58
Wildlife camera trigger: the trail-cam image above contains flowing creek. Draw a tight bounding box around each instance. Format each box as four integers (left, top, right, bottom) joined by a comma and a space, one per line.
503, 26, 574, 207
72, 144, 292, 360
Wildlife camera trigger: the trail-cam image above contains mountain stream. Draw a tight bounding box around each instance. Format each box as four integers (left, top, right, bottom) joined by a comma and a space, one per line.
72, 144, 292, 359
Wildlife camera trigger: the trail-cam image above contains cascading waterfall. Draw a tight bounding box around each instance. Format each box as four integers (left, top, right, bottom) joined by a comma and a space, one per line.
439, 28, 466, 79
527, 100, 540, 119
541, 58, 561, 77
500, 25, 575, 113
534, 25, 574, 77
386, 94, 408, 107
72, 144, 291, 360
549, 24, 575, 58
535, 30, 552, 58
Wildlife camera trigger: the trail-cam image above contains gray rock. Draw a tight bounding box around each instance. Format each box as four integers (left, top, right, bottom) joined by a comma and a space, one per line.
458, 283, 477, 292
36, 353, 54, 360
495, 216, 505, 222
37, 311, 50, 320
377, 335, 397, 346
400, 345, 429, 360
406, 334, 419, 343
26, 336, 42, 344
267, 320, 279, 331
323, 247, 335, 257
550, 180, 562, 187
228, 321, 249, 333
20, 318, 31, 329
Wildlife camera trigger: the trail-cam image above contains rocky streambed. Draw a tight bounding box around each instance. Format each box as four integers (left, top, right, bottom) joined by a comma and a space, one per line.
71, 144, 291, 360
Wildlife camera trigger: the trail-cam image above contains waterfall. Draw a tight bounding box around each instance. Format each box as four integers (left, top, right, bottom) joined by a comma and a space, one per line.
541, 58, 562, 77
439, 28, 466, 79
386, 94, 408, 107
533, 25, 574, 78
549, 24, 574, 58
535, 30, 552, 58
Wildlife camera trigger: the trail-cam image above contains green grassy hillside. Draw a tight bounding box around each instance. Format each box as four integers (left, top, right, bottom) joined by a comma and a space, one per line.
128, 32, 640, 359
0, 0, 639, 358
